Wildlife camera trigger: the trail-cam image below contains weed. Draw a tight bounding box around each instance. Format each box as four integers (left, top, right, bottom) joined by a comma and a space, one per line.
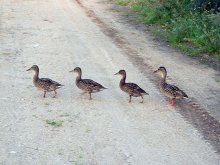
115, 0, 129, 6
32, 114, 38, 118
73, 162, 84, 165
44, 102, 50, 106
46, 119, 63, 127
216, 55, 220, 61
214, 75, 220, 82
59, 113, 70, 117
85, 128, 91, 133
115, 0, 220, 57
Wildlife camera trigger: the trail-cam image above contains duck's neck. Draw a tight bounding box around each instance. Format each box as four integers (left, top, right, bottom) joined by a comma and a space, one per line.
119, 74, 126, 87
75, 72, 82, 83
33, 69, 39, 83
159, 72, 167, 86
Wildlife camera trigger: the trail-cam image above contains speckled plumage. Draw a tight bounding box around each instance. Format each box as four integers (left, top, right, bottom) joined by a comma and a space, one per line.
27, 65, 63, 98
70, 67, 107, 100
154, 66, 188, 106
115, 70, 148, 103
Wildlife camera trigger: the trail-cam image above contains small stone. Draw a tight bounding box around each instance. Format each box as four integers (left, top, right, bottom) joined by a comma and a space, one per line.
10, 151, 16, 154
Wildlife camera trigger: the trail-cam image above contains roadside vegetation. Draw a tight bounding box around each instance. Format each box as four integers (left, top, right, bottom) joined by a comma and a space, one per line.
115, 0, 220, 61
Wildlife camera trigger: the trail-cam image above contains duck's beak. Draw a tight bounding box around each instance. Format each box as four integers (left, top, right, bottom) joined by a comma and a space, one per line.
69, 70, 74, 72
153, 70, 158, 73
114, 72, 119, 75
26, 67, 31, 71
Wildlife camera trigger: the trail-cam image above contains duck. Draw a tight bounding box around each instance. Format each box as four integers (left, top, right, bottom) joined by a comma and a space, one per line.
154, 66, 188, 106
70, 67, 107, 100
26, 65, 63, 98
114, 70, 149, 103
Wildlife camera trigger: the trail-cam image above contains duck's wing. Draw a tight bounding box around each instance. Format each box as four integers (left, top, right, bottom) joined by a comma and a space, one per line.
40, 78, 63, 87
81, 79, 106, 90
165, 83, 188, 98
125, 83, 148, 95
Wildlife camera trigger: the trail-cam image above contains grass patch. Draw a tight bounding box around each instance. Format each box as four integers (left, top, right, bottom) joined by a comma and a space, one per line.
216, 55, 220, 61
214, 76, 220, 82
44, 102, 50, 106
114, 0, 220, 58
46, 119, 63, 127
115, 0, 129, 6
59, 113, 70, 117
85, 128, 91, 133
32, 114, 38, 118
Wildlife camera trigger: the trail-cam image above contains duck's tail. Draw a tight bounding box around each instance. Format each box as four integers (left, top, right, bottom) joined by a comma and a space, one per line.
142, 91, 149, 95
56, 84, 64, 89
183, 93, 188, 98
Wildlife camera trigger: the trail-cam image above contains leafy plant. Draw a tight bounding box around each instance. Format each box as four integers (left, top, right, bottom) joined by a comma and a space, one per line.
115, 0, 220, 57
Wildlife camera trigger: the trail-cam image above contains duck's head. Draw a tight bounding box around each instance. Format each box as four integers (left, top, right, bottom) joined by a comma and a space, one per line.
154, 66, 167, 78
26, 65, 39, 72
114, 70, 126, 77
69, 67, 82, 75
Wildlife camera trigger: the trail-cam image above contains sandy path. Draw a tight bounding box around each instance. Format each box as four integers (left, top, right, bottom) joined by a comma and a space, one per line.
79, 0, 220, 121
0, 0, 219, 164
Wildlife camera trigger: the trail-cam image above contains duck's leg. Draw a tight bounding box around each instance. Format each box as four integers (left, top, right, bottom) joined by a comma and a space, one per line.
140, 95, 144, 103
170, 99, 175, 106
129, 95, 132, 103
89, 93, 92, 100
43, 91, 47, 98
53, 90, 57, 98
80, 91, 86, 95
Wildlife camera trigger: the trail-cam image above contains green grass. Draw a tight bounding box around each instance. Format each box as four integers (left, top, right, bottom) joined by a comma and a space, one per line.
115, 0, 129, 6
32, 114, 38, 118
115, 0, 220, 58
44, 102, 50, 106
85, 128, 91, 133
214, 76, 220, 82
46, 119, 63, 127
216, 54, 220, 61
59, 113, 70, 117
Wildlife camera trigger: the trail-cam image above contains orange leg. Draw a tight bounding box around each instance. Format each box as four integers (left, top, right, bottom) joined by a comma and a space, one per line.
170, 99, 175, 106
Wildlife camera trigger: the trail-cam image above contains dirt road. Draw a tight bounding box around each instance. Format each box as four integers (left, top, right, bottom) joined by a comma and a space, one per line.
0, 0, 220, 164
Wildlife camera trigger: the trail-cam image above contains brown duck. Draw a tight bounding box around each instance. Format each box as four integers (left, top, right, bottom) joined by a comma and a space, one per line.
26, 65, 63, 98
154, 66, 188, 106
70, 67, 107, 100
115, 70, 149, 103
